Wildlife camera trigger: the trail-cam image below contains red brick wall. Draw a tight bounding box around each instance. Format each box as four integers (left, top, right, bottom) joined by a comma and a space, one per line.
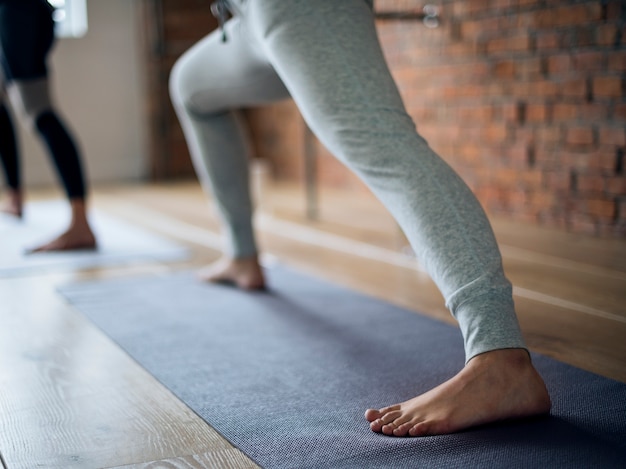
250, 0, 626, 236
144, 0, 626, 236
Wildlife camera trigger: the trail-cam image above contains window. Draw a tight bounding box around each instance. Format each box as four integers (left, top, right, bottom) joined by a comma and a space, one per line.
48, 0, 88, 38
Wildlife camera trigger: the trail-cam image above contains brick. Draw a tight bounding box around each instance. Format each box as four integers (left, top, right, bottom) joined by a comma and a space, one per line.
457, 105, 494, 121
528, 190, 557, 208
552, 102, 609, 122
459, 122, 508, 143
543, 170, 572, 192
571, 26, 596, 48
566, 126, 595, 146
448, 2, 469, 17
585, 148, 619, 172
561, 78, 589, 99
485, 33, 534, 55
606, 1, 625, 20
597, 24, 619, 46
536, 126, 562, 146
572, 51, 606, 72
456, 144, 483, 166
482, 123, 510, 143
526, 103, 550, 122
535, 31, 561, 51
534, 147, 559, 168
494, 60, 516, 78
502, 101, 524, 123
608, 51, 626, 71
491, 0, 516, 10
505, 143, 533, 167
466, 0, 494, 15
512, 80, 560, 97
598, 127, 626, 146
445, 41, 481, 57
606, 176, 626, 196
584, 103, 611, 120
552, 103, 579, 121
531, 4, 603, 28
586, 198, 617, 220
547, 54, 573, 75
518, 57, 544, 78
536, 32, 560, 50
557, 151, 591, 171
460, 18, 501, 39
576, 174, 606, 193
614, 104, 626, 121
592, 76, 623, 98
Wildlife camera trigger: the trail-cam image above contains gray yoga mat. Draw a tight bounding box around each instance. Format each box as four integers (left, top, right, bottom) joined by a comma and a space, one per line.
0, 200, 188, 276
59, 266, 626, 468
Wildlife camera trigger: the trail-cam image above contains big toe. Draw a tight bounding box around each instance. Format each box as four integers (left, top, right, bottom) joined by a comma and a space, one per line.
364, 408, 381, 422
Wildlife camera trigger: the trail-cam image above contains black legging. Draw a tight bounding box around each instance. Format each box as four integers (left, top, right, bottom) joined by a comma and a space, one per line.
0, 0, 87, 200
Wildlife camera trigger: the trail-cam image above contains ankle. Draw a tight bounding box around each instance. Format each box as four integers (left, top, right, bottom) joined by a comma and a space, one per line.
468, 348, 531, 371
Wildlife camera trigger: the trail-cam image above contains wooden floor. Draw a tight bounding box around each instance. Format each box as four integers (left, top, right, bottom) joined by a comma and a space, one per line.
1, 180, 625, 469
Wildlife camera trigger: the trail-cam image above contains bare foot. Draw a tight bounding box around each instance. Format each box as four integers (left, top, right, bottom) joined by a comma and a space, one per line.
365, 348, 551, 437
1, 189, 23, 218
29, 198, 96, 252
29, 223, 97, 253
197, 255, 265, 290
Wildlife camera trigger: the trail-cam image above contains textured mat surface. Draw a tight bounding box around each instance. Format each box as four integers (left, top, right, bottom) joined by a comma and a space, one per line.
0, 200, 187, 276
59, 266, 626, 468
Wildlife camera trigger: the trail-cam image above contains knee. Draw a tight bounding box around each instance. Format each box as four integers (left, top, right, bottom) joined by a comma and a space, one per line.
169, 56, 199, 114
6, 78, 52, 128
168, 58, 187, 109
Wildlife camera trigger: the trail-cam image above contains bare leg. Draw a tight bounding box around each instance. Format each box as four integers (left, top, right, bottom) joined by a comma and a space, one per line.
1, 188, 22, 217
29, 198, 96, 252
365, 348, 551, 437
197, 255, 265, 290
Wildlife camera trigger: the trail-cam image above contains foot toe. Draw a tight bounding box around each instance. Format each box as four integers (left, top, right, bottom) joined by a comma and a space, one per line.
409, 421, 430, 437
364, 409, 380, 422
393, 422, 413, 436
369, 419, 383, 432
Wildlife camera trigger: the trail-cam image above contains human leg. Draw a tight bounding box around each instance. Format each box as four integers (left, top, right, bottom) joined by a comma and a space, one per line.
7, 80, 95, 251
169, 15, 289, 288
247, 0, 550, 435
1, 1, 95, 251
0, 102, 22, 216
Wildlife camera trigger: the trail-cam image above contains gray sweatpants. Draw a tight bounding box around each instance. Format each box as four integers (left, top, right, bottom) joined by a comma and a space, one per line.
169, 0, 526, 361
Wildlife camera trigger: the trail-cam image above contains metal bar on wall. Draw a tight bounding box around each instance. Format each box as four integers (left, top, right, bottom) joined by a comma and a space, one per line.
374, 4, 440, 28
303, 122, 318, 221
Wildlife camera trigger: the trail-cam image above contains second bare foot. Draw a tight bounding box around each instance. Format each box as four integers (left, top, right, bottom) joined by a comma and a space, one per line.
365, 348, 551, 437
197, 256, 266, 290
1, 189, 23, 218
29, 224, 97, 253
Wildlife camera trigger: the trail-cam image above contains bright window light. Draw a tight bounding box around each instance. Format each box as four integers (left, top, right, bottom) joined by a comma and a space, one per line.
49, 0, 88, 38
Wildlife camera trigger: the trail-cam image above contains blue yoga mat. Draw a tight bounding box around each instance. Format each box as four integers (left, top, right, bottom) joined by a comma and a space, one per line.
0, 201, 188, 276
59, 266, 626, 468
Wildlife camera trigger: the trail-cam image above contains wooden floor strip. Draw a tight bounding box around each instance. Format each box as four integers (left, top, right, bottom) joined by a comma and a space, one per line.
513, 287, 626, 324
102, 197, 624, 326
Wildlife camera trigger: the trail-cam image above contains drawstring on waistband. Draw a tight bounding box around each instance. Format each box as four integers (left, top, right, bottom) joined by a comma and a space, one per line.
210, 0, 230, 42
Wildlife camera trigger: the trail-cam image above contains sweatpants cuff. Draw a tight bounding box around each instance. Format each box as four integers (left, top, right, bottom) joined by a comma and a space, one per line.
224, 221, 258, 258
453, 291, 527, 363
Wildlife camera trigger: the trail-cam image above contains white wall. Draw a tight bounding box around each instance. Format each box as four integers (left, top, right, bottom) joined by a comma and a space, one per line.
15, 0, 148, 189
